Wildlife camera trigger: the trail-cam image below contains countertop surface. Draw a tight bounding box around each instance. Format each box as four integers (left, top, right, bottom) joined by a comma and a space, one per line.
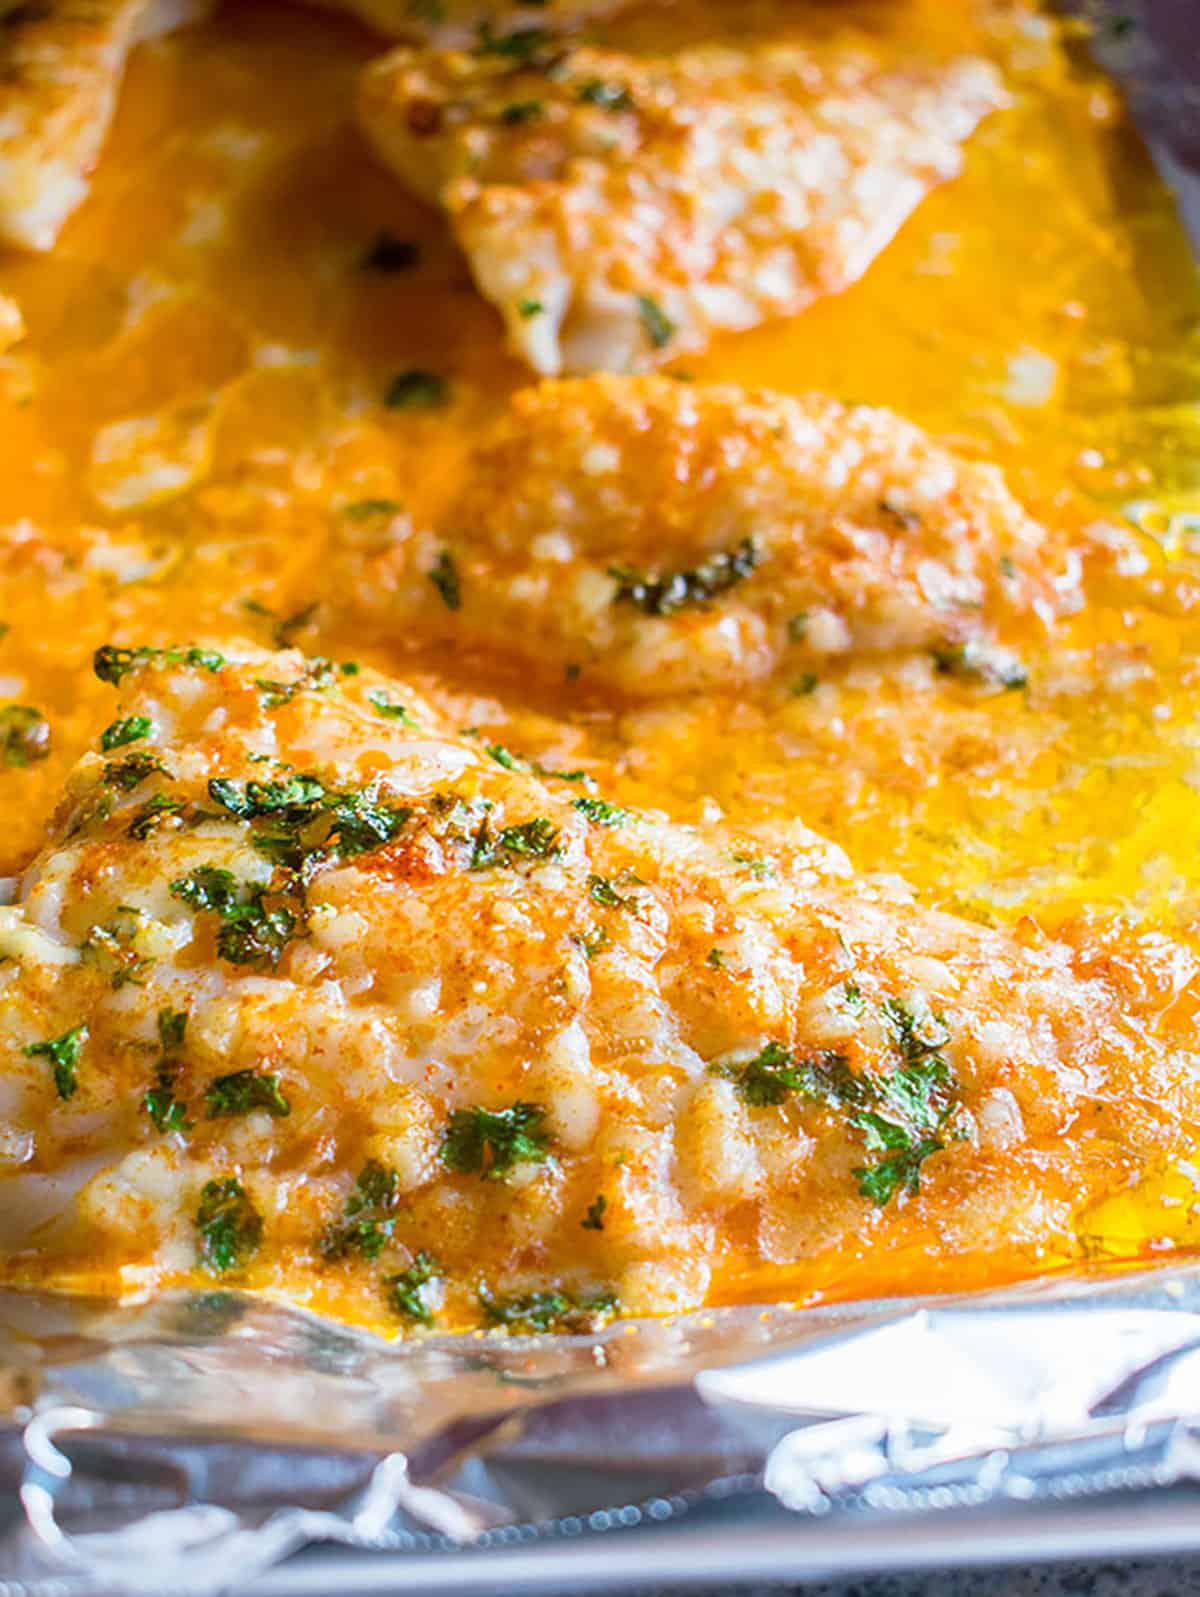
675, 1565, 1200, 1597
637, 1567, 1194, 1597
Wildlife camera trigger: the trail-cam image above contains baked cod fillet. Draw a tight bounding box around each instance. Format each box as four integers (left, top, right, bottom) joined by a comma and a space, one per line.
0, 0, 210, 251
0, 644, 1194, 1329
351, 376, 1123, 698
357, 35, 1004, 373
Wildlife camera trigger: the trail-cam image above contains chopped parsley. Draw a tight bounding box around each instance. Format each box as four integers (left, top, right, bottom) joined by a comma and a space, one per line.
587, 873, 638, 911
731, 853, 774, 879
577, 78, 633, 111
205, 1069, 291, 1120
385, 1252, 440, 1326
931, 638, 1027, 691
706, 947, 727, 969
792, 673, 820, 697
384, 369, 448, 410
362, 232, 420, 272
168, 863, 241, 912
83, 911, 153, 989
479, 1286, 617, 1333
196, 1178, 263, 1274
158, 1007, 187, 1051
25, 1023, 87, 1101
581, 1194, 607, 1231
854, 1137, 947, 1207
367, 689, 418, 728
848, 1001, 959, 1206
144, 1007, 190, 1134
323, 789, 412, 857
486, 742, 520, 770
207, 774, 410, 876
343, 498, 403, 521
712, 1003, 959, 1205
99, 715, 151, 752
93, 645, 225, 685
636, 294, 675, 350
103, 752, 171, 791
254, 655, 337, 707
475, 23, 553, 62
321, 1161, 401, 1260
170, 866, 299, 969
878, 496, 921, 529
209, 774, 326, 823
712, 1042, 856, 1109
572, 796, 629, 827
610, 537, 759, 616
500, 98, 543, 124
469, 815, 561, 869
127, 793, 185, 839
442, 1101, 551, 1180
0, 705, 50, 767
429, 549, 461, 611
517, 298, 544, 318
243, 598, 319, 649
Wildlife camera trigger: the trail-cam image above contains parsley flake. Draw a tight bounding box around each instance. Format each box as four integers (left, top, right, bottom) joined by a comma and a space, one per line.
205, 1070, 291, 1120
384, 369, 448, 410
25, 1023, 87, 1100
443, 1101, 551, 1180
386, 1251, 440, 1326
322, 1160, 401, 1260
0, 705, 50, 767
196, 1178, 263, 1274
636, 294, 675, 349
611, 538, 759, 616
100, 715, 151, 752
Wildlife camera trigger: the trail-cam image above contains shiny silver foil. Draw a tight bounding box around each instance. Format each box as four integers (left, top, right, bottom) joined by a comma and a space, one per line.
6, 1263, 1200, 1594
3, 4, 1199, 1594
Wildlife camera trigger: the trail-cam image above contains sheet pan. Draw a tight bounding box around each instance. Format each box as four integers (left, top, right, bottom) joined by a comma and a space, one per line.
3, 3, 1200, 1592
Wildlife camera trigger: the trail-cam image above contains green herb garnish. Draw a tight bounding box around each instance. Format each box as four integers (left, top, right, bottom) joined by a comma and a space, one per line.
636, 294, 675, 350
25, 1023, 87, 1100
100, 715, 151, 752
385, 1251, 440, 1326
443, 1101, 551, 1180
429, 549, 461, 611
572, 796, 629, 827
196, 1178, 263, 1274
367, 689, 418, 727
322, 1160, 402, 1260
610, 538, 759, 616
931, 638, 1027, 691
0, 705, 50, 767
93, 645, 225, 684
384, 369, 448, 410
479, 1286, 617, 1333
205, 1069, 291, 1120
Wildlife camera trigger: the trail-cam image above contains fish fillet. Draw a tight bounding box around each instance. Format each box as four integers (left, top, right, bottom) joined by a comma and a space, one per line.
0, 642, 1191, 1325
357, 34, 1004, 372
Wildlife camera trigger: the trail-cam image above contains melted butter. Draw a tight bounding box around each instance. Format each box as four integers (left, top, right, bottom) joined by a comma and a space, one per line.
0, 0, 1198, 1318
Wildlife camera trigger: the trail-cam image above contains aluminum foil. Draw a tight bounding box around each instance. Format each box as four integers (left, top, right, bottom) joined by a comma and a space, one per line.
3, 4, 1199, 1595
5, 1263, 1200, 1594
